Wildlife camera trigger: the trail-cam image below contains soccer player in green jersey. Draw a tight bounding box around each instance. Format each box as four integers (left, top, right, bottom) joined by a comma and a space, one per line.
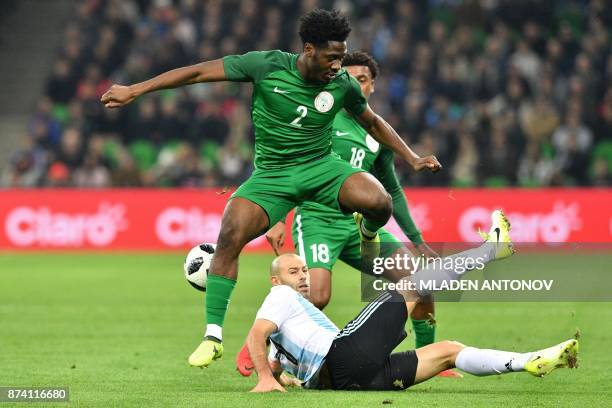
101, 9, 441, 369
252, 51, 460, 378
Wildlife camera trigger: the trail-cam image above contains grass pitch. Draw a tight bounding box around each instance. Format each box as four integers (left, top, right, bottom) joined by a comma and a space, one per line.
1, 252, 611, 407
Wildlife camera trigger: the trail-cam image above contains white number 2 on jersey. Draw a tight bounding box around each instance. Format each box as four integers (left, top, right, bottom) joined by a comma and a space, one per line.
350, 147, 366, 168
290, 105, 308, 127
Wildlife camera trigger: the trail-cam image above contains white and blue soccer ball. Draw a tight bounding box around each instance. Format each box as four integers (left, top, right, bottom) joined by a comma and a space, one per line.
183, 243, 216, 292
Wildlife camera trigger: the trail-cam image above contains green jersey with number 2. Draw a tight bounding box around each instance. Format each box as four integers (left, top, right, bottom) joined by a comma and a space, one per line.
223, 50, 367, 169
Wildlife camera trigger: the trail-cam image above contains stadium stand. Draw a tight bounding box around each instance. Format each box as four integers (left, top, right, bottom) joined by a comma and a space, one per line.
1, 0, 610, 188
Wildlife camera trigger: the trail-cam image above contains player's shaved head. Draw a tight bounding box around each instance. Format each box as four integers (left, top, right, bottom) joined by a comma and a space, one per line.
270, 253, 303, 276
269, 254, 310, 297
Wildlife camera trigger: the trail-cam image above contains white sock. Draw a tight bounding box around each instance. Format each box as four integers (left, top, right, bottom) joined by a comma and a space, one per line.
205, 324, 222, 342
455, 346, 532, 376
410, 243, 496, 296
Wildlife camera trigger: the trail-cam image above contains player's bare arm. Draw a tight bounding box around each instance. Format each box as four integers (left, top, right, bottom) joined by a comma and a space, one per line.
246, 319, 285, 393
357, 106, 442, 173
100, 59, 226, 108
268, 359, 283, 381
265, 222, 286, 256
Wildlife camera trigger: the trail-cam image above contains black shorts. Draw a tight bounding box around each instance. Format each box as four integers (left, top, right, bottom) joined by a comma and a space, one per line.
325, 290, 419, 391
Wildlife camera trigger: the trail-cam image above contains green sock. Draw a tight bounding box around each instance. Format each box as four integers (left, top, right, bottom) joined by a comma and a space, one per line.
363, 217, 385, 236
205, 275, 237, 327
412, 318, 435, 348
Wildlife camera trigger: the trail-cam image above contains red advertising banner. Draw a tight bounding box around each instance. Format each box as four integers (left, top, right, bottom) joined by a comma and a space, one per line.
0, 188, 610, 251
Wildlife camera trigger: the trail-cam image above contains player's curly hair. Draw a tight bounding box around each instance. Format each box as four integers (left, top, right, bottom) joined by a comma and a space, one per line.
342, 51, 380, 79
298, 9, 351, 46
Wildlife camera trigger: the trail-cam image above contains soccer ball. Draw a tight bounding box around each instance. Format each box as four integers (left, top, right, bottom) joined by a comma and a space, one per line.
183, 243, 216, 291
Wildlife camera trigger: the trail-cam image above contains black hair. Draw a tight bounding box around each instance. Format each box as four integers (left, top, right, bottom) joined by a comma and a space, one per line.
342, 51, 380, 79
298, 9, 351, 47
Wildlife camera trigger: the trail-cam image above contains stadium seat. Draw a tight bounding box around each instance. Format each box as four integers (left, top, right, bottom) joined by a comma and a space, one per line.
518, 178, 540, 188
129, 140, 157, 171
451, 179, 476, 188
200, 141, 220, 167
103, 138, 122, 168
483, 176, 509, 188
540, 143, 555, 159
51, 104, 69, 126
592, 141, 612, 175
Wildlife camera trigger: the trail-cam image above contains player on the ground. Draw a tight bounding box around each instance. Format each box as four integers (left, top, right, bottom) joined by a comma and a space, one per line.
247, 213, 579, 392
241, 51, 457, 377
101, 9, 441, 368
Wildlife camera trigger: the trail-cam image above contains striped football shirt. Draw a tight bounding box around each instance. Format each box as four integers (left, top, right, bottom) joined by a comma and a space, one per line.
255, 285, 339, 384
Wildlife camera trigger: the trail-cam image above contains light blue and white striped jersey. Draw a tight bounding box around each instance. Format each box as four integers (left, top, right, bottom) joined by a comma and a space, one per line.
255, 285, 340, 384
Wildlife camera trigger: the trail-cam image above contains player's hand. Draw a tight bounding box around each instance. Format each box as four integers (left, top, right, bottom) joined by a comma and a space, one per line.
278, 372, 302, 388
415, 242, 439, 258
250, 377, 286, 393
101, 84, 137, 108
412, 155, 442, 173
265, 222, 286, 256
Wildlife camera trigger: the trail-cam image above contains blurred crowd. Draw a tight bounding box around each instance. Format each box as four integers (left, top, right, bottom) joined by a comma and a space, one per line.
3, 0, 611, 188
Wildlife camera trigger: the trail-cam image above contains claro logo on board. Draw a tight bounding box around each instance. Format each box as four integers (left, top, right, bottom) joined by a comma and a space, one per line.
459, 202, 582, 243
4, 203, 128, 247
155, 207, 266, 247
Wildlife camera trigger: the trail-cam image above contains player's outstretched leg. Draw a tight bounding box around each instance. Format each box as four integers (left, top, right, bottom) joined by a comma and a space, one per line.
338, 172, 392, 266
478, 209, 514, 260
412, 338, 579, 385
189, 198, 269, 368
524, 339, 580, 377
406, 209, 514, 298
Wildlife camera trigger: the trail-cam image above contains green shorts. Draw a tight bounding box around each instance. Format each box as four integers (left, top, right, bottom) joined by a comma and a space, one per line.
232, 153, 363, 227
291, 209, 403, 272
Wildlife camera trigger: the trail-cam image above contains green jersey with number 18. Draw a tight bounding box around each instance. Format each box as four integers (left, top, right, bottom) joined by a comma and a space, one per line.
298, 109, 382, 218
223, 50, 367, 170
298, 109, 425, 244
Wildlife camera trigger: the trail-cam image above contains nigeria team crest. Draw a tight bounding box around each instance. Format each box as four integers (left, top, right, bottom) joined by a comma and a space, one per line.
314, 91, 334, 113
